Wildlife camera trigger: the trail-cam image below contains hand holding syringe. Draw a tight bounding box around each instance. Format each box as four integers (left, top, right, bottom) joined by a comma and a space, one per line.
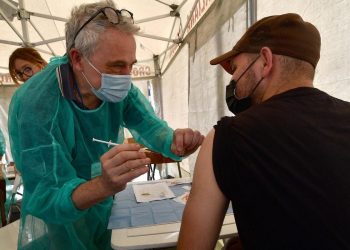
90, 138, 151, 198
92, 138, 174, 164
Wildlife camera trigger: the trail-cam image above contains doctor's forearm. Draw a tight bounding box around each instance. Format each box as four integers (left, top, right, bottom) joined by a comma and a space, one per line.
72, 176, 112, 210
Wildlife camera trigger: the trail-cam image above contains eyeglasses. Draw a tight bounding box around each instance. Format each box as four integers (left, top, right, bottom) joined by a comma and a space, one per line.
15, 66, 33, 81
72, 7, 134, 48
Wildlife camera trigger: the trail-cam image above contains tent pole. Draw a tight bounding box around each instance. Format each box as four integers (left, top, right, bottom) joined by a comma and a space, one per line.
29, 12, 67, 22
246, 0, 257, 28
135, 14, 171, 24
18, 0, 30, 46
28, 19, 56, 55
136, 33, 180, 43
33, 37, 65, 46
160, 15, 180, 70
0, 8, 25, 44
152, 55, 164, 119
179, 0, 200, 39
0, 40, 22, 46
1, 0, 17, 10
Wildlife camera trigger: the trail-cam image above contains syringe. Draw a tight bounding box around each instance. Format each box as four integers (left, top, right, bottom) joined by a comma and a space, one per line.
92, 138, 119, 147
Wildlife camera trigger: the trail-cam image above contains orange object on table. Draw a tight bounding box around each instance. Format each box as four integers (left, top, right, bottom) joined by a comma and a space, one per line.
124, 138, 182, 180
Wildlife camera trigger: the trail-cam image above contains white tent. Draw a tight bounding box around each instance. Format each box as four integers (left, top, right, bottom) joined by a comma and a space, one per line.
1, 0, 350, 174
0, 0, 216, 81
0, 0, 223, 173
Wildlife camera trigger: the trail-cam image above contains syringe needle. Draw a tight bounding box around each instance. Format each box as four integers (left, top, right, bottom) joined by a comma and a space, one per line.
92, 138, 119, 147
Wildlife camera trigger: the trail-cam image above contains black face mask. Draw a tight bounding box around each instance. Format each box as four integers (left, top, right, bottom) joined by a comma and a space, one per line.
225, 56, 263, 115
226, 79, 252, 114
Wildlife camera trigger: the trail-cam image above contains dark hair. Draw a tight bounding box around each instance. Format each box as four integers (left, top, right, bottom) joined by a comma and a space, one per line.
9, 47, 47, 85
277, 55, 316, 80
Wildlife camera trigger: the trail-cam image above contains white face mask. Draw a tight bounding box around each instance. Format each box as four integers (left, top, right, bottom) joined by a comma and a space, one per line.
82, 58, 132, 103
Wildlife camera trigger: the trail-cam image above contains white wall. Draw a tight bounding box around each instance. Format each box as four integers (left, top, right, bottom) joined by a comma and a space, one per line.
3, 1, 350, 175
187, 4, 247, 173
182, 0, 350, 173
162, 45, 189, 129
258, 0, 350, 101
189, 4, 247, 133
161, 44, 190, 173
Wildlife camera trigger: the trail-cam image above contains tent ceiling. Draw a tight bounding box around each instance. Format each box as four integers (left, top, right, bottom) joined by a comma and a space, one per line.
0, 0, 214, 82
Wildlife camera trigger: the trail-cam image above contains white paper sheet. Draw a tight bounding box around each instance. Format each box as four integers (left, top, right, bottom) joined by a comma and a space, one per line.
173, 191, 190, 205
165, 177, 192, 186
132, 182, 175, 202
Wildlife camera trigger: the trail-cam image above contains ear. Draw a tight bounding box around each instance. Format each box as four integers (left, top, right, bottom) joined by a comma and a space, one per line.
259, 47, 273, 77
69, 48, 84, 72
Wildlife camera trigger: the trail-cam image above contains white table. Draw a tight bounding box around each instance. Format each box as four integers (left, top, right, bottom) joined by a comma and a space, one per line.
111, 214, 236, 250
111, 178, 237, 250
0, 220, 19, 249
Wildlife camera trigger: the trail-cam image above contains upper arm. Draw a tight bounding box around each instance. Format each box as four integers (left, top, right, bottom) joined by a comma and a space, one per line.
178, 129, 229, 249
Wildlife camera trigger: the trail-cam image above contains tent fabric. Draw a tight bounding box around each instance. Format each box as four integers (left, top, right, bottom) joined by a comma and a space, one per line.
186, 0, 350, 172
2, 0, 350, 176
0, 0, 216, 166
0, 0, 215, 80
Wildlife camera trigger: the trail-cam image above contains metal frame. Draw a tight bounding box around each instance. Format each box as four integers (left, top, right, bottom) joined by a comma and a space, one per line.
0, 0, 190, 50
0, 0, 193, 68
0, 0, 215, 82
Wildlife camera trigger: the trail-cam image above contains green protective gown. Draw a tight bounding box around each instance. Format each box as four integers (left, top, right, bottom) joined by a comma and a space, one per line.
0, 129, 5, 157
8, 55, 181, 250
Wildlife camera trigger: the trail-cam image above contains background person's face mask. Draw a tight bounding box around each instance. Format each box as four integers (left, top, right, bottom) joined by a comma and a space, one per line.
82, 58, 132, 103
226, 56, 263, 114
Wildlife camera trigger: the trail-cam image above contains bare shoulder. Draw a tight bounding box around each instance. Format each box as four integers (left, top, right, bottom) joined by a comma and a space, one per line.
191, 129, 220, 197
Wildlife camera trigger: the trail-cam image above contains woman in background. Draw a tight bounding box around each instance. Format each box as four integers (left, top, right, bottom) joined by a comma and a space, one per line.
9, 47, 47, 84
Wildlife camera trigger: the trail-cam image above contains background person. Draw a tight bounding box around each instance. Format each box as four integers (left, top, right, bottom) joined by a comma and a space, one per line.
178, 13, 350, 249
8, 1, 203, 249
8, 47, 47, 84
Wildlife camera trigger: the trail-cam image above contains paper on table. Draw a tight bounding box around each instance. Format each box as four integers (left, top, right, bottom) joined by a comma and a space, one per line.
133, 182, 176, 202
165, 177, 192, 186
173, 191, 190, 205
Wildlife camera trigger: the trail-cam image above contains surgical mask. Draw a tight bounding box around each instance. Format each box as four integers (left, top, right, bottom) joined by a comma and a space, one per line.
82, 58, 131, 103
226, 56, 263, 114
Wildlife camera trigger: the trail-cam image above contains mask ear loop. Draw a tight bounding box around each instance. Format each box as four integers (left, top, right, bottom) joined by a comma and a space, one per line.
233, 55, 261, 99
250, 77, 264, 96
81, 71, 97, 90
84, 58, 102, 75
82, 57, 102, 90
236, 56, 260, 80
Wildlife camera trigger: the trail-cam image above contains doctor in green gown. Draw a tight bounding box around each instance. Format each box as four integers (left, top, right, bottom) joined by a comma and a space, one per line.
8, 1, 204, 249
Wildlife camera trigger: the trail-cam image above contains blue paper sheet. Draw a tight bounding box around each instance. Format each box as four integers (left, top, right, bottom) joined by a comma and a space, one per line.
108, 182, 233, 229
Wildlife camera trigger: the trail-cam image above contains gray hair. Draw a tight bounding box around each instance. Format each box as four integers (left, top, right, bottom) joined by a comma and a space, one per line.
65, 0, 140, 59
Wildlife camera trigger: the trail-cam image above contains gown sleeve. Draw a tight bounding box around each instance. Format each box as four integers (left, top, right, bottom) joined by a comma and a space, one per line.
122, 84, 181, 161
8, 67, 88, 224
